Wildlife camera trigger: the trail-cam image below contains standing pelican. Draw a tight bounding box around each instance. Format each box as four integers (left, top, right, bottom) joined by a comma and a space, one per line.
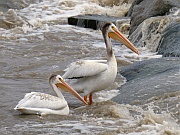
14, 74, 88, 115
59, 23, 140, 105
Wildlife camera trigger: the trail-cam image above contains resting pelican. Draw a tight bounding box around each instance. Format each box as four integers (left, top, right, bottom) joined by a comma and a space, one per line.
14, 74, 88, 115
58, 22, 140, 105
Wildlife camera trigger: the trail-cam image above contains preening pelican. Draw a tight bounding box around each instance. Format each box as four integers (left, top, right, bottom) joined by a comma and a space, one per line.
58, 23, 140, 105
14, 74, 88, 115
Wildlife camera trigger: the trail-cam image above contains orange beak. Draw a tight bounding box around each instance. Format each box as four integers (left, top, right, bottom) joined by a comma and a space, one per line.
56, 79, 88, 105
108, 27, 140, 55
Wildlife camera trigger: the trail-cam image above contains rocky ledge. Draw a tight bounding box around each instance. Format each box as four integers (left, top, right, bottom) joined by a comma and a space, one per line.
112, 57, 180, 104
128, 0, 180, 57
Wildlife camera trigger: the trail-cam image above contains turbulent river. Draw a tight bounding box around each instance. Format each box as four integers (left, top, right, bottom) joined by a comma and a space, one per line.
0, 0, 179, 134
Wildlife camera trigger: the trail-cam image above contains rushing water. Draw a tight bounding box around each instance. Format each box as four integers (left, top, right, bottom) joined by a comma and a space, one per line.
0, 0, 179, 134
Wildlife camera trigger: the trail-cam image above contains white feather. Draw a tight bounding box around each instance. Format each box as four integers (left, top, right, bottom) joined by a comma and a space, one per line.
15, 92, 67, 110
63, 60, 108, 78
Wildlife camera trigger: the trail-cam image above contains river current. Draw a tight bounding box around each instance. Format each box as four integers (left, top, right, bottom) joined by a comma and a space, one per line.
0, 0, 179, 134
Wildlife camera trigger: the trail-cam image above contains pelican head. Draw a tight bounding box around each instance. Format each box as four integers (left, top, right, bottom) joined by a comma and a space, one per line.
102, 22, 140, 55
50, 74, 88, 105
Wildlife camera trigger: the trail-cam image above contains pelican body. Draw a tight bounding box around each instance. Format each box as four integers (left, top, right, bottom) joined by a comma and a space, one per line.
14, 75, 88, 115
59, 23, 140, 105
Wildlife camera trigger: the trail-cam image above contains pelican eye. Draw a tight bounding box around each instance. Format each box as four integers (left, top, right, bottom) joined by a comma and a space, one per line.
111, 26, 116, 31
58, 77, 64, 82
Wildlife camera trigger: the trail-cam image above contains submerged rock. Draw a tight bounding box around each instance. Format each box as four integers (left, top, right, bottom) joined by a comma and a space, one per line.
74, 100, 133, 119
157, 22, 180, 57
128, 0, 180, 35
112, 57, 180, 104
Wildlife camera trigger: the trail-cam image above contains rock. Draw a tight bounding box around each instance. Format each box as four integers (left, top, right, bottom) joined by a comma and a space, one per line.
112, 57, 180, 104
157, 22, 180, 57
129, 16, 171, 51
127, 0, 180, 35
128, 7, 180, 54
68, 14, 122, 30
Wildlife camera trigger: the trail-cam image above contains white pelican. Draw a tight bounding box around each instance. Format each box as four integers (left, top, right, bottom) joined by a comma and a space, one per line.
59, 22, 140, 105
14, 74, 88, 115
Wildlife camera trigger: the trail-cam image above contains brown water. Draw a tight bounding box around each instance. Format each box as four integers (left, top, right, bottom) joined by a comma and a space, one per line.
0, 24, 126, 134
0, 0, 179, 134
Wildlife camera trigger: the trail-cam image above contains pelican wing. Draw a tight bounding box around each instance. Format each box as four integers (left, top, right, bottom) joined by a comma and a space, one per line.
84, 60, 107, 63
63, 60, 108, 79
15, 92, 67, 110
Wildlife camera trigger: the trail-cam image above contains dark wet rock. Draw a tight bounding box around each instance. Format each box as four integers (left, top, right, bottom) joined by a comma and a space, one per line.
127, 0, 180, 35
157, 22, 180, 57
68, 14, 121, 30
112, 57, 180, 104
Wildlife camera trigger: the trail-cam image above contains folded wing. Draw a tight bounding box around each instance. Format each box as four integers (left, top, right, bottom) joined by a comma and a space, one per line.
15, 92, 68, 110
63, 60, 108, 79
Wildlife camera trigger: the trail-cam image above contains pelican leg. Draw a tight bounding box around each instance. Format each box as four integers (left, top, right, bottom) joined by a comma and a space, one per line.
84, 94, 93, 105
89, 93, 93, 105
84, 96, 87, 103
